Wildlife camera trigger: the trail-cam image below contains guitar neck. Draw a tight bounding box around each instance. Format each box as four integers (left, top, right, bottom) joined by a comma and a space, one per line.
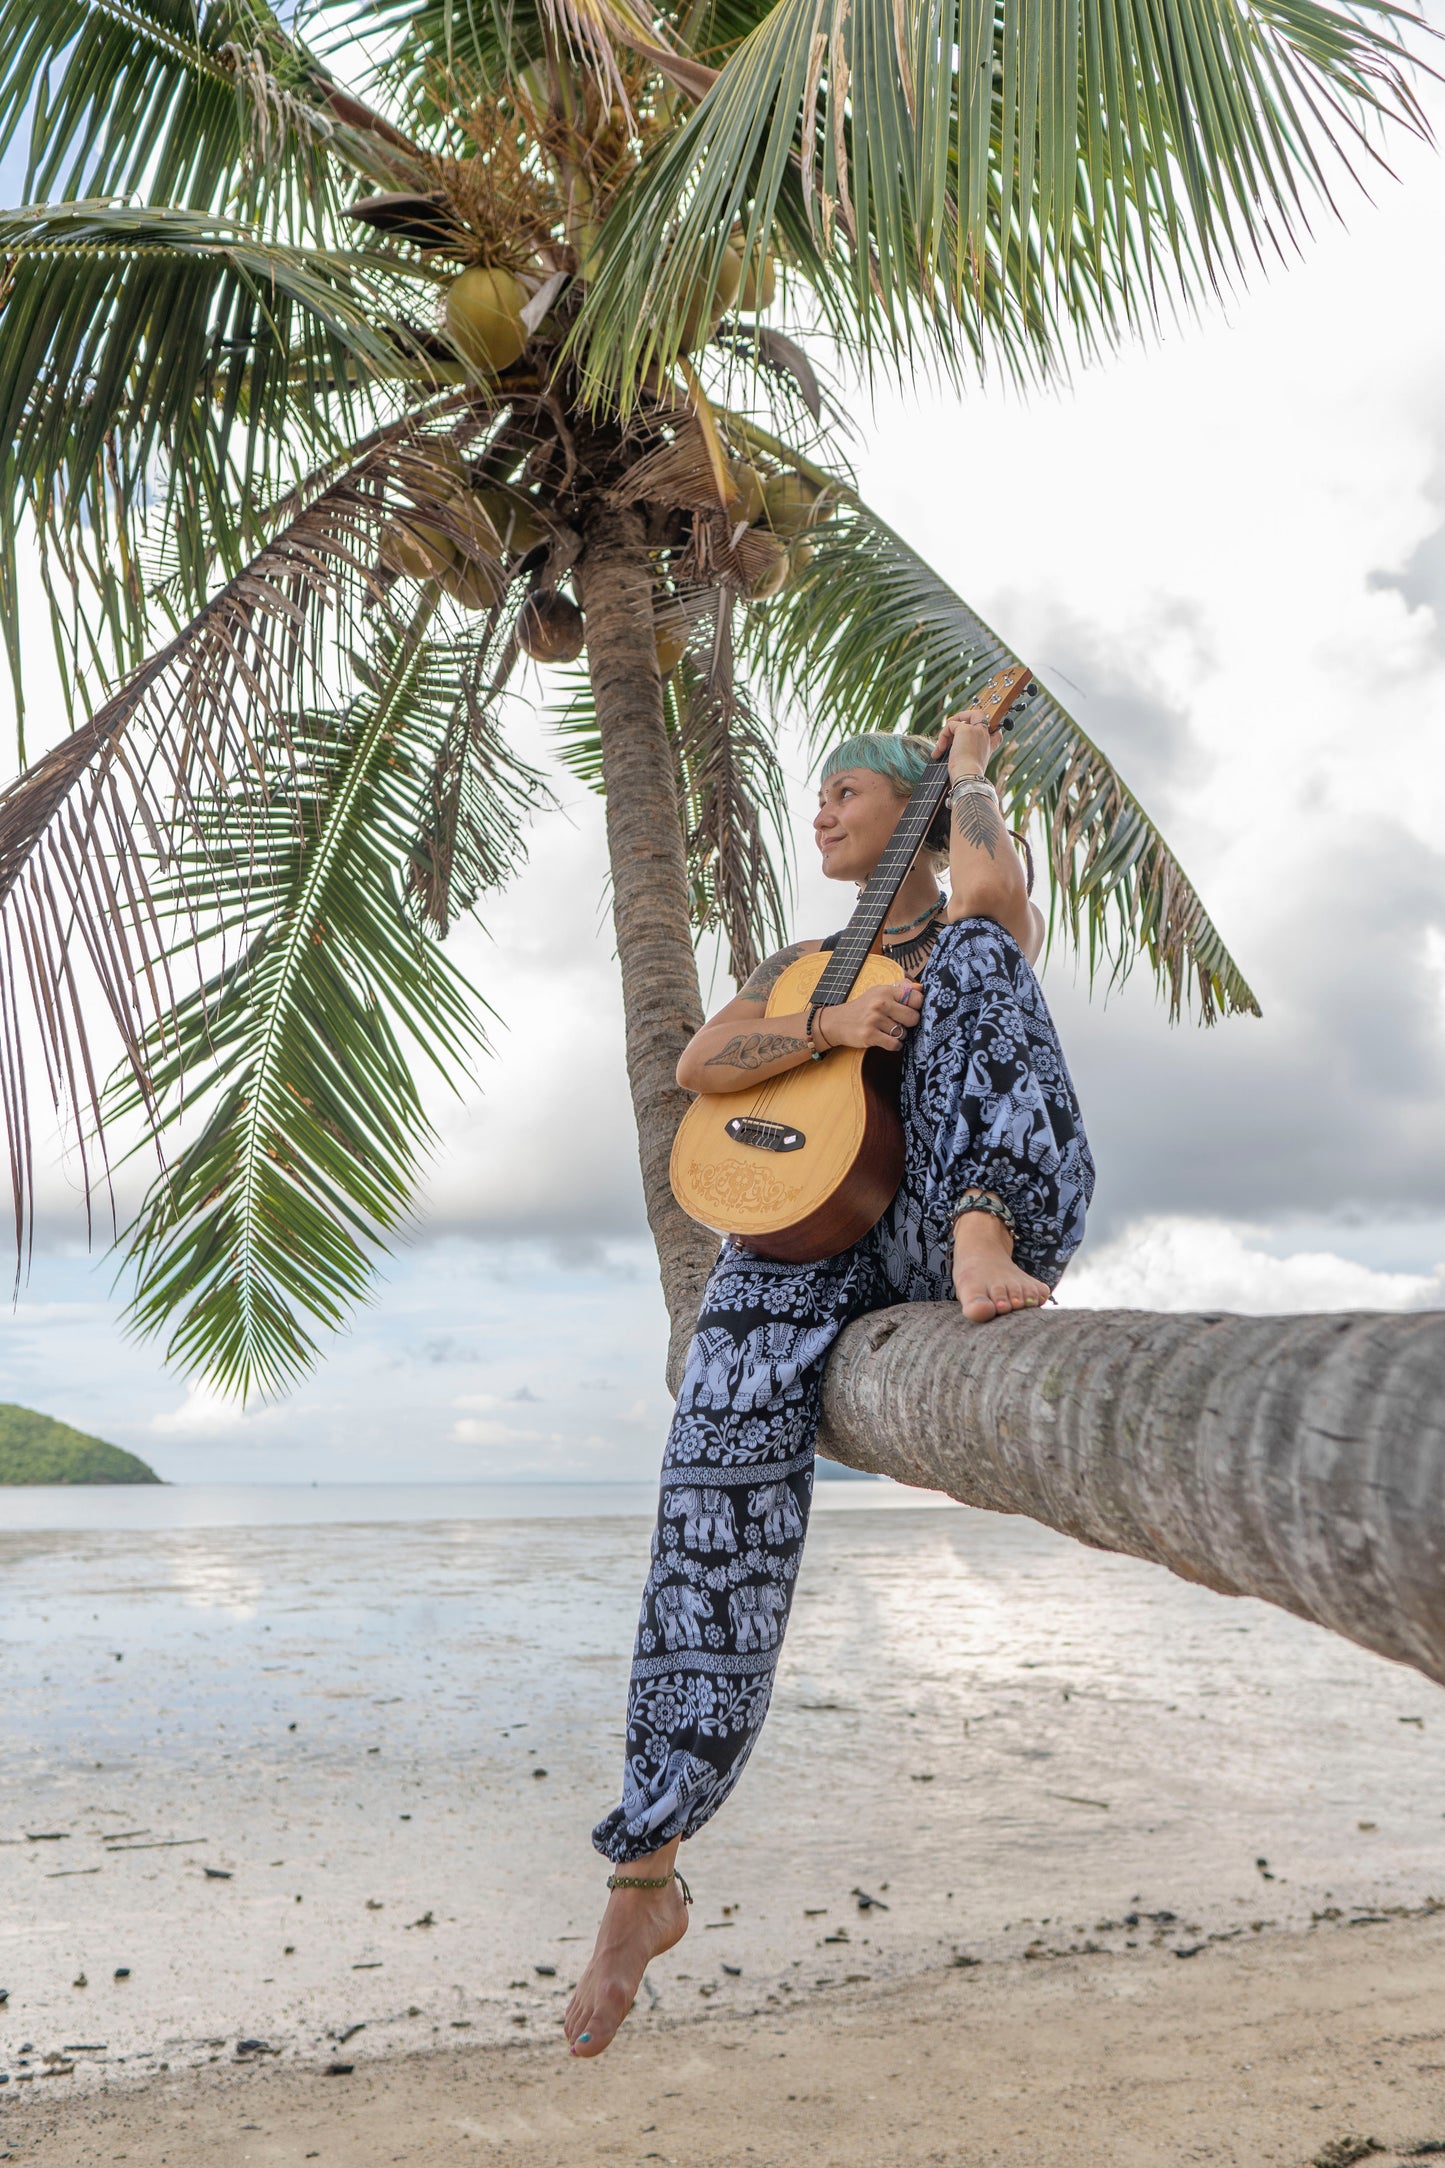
810, 757, 952, 1008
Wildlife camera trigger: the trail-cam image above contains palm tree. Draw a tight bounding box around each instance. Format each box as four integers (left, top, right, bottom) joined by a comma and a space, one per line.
0, 0, 1427, 1398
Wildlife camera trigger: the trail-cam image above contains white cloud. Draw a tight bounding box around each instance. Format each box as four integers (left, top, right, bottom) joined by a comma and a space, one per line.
149, 1382, 273, 1436
1058, 1217, 1445, 1316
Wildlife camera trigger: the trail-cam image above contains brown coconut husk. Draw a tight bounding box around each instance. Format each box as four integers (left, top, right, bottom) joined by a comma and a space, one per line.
518, 589, 586, 663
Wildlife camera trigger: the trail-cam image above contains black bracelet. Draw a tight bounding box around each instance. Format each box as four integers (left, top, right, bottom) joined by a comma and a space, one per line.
805, 1003, 830, 1060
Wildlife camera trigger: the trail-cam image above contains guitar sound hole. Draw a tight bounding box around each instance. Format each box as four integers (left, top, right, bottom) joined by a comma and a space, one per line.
725, 1116, 806, 1154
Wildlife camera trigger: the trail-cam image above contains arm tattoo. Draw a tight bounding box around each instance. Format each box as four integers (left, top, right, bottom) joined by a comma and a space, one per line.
952, 794, 1001, 858
705, 1031, 807, 1071
737, 942, 804, 1004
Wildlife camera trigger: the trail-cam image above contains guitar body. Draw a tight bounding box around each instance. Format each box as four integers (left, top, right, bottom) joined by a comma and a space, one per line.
670, 951, 907, 1263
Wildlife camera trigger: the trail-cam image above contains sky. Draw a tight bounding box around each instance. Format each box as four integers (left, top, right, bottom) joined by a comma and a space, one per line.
3, 35, 1445, 1480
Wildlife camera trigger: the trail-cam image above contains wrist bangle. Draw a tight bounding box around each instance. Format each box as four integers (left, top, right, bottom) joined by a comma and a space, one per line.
805, 1003, 831, 1060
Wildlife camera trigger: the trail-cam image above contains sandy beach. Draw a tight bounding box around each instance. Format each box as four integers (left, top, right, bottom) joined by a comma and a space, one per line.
4, 1489, 1443, 2163
7, 1908, 1445, 2166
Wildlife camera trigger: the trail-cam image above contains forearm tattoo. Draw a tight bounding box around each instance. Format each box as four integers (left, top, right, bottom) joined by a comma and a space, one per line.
705, 1031, 807, 1071
952, 794, 1002, 859
737, 942, 803, 1003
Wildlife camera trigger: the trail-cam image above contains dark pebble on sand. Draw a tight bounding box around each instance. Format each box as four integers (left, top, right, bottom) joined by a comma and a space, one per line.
203, 1867, 233, 1880
534, 1964, 556, 1977
113, 1969, 130, 1980
325, 2062, 354, 2076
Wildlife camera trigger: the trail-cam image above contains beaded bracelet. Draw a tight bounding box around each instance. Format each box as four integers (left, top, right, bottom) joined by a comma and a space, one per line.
805, 1003, 831, 1060
952, 1191, 1016, 1236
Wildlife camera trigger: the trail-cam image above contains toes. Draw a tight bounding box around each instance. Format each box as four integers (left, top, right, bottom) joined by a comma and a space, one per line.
958, 1290, 998, 1321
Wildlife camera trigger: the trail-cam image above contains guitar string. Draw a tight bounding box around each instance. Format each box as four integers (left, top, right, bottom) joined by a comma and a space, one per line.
745, 768, 949, 1126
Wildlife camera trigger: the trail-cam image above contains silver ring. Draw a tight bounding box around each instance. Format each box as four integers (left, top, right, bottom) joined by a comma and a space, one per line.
891, 1024, 904, 1040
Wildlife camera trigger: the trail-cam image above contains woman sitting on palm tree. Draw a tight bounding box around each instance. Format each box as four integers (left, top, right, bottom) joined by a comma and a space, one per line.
565, 700, 1094, 2057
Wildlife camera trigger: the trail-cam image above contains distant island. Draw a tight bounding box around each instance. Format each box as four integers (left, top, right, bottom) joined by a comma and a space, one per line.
0, 1403, 161, 1485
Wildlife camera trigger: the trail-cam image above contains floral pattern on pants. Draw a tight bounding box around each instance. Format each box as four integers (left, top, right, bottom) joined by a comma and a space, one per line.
592, 917, 1094, 1862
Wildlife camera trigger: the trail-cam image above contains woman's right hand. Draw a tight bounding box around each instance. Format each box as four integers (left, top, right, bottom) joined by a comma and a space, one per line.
819, 979, 923, 1052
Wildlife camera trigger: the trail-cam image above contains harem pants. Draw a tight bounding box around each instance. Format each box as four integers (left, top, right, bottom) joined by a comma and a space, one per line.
593, 917, 1095, 1863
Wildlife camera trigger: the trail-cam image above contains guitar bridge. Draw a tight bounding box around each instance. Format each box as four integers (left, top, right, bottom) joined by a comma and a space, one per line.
725, 1115, 805, 1154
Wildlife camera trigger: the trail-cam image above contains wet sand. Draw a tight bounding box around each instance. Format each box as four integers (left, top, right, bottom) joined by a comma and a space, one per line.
8, 1909, 1445, 2166
5, 1498, 1443, 2160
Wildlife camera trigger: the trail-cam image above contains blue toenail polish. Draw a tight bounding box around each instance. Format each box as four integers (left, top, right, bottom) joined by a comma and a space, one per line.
579, 2032, 591, 2042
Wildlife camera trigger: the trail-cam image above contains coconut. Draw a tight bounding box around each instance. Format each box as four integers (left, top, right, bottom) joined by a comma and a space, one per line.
677, 242, 744, 351
380, 516, 457, 582
654, 613, 689, 677
477, 488, 548, 556
518, 589, 586, 663
738, 251, 776, 313
742, 532, 790, 599
789, 540, 815, 577
445, 267, 529, 376
437, 554, 505, 611
728, 462, 767, 527
761, 470, 825, 538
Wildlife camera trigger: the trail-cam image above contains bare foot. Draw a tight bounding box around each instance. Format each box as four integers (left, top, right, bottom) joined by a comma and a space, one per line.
952, 1198, 1051, 1322
563, 1865, 690, 2059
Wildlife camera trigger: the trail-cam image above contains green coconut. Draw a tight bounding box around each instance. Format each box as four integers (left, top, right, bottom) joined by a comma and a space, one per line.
518, 589, 586, 663
437, 553, 505, 611
445, 267, 529, 376
761, 470, 825, 538
677, 243, 744, 351
477, 488, 548, 556
738, 251, 776, 312
380, 515, 457, 582
789, 540, 815, 577
728, 462, 767, 527
743, 533, 791, 599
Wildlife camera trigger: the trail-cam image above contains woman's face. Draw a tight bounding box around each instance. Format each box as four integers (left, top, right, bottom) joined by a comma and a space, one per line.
813, 767, 909, 884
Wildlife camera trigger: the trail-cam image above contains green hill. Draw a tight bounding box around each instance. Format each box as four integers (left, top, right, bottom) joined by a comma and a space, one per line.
0, 1404, 161, 1485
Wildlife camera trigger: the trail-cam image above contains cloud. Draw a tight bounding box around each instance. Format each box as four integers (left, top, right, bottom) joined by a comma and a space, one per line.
1059, 1216, 1445, 1314
1046, 817, 1445, 1233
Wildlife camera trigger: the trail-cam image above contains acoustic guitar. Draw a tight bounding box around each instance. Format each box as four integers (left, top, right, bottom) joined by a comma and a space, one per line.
670, 664, 1037, 1263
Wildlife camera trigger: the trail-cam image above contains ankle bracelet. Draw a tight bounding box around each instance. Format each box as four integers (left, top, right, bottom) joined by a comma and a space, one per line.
952, 1192, 1016, 1236
606, 1868, 693, 1905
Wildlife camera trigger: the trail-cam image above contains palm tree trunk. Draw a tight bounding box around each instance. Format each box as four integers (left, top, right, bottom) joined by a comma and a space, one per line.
819, 1303, 1445, 1689
577, 503, 719, 1387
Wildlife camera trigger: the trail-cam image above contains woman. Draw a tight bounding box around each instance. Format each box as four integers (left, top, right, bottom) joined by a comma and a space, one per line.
564, 702, 1094, 2056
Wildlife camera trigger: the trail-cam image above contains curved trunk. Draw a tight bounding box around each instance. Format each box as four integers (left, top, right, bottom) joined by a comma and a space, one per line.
818, 1304, 1445, 1689
576, 503, 719, 1386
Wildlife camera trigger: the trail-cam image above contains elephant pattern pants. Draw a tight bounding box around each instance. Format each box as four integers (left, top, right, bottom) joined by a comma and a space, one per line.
592, 917, 1095, 1863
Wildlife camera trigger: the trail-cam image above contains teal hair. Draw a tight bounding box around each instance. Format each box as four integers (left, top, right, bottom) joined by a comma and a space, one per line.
819, 732, 935, 797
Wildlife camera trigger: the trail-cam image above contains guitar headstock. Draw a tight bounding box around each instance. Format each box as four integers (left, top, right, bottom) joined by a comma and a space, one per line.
970, 662, 1037, 734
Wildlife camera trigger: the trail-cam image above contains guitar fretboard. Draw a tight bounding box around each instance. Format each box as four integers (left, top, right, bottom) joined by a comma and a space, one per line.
810, 756, 953, 1008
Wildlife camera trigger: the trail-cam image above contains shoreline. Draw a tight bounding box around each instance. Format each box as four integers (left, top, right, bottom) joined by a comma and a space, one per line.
9, 1909, 1445, 2166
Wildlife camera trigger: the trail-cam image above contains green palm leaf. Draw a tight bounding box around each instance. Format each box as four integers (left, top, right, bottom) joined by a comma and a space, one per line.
0, 410, 530, 1263
0, 201, 440, 728
572, 0, 1428, 400
0, 0, 415, 224
117, 610, 534, 1397
734, 437, 1258, 1021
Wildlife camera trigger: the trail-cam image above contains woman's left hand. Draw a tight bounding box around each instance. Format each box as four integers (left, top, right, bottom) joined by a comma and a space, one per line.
935, 706, 1002, 781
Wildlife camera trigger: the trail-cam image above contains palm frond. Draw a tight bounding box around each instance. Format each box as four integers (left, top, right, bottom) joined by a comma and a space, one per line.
552, 583, 791, 976
0, 407, 534, 1266
733, 438, 1259, 1022
572, 0, 1430, 401
116, 608, 536, 1398
0, 0, 405, 231
672, 590, 791, 978
0, 201, 441, 730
